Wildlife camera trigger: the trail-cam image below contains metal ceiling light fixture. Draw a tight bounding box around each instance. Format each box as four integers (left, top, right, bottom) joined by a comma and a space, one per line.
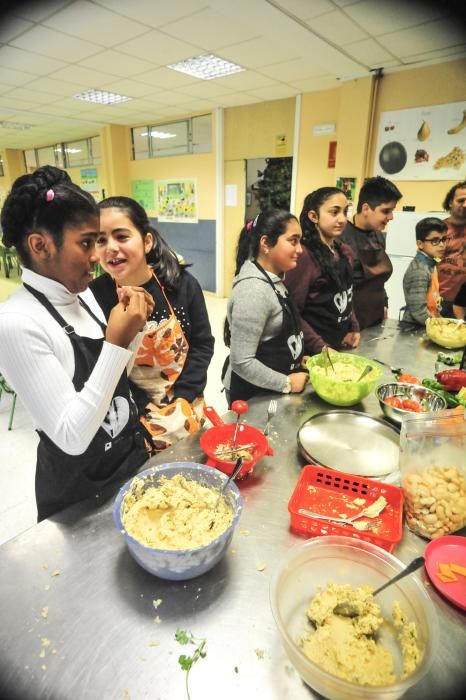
74, 89, 132, 105
168, 53, 245, 80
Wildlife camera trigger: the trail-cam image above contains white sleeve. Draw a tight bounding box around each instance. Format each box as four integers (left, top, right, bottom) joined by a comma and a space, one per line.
0, 312, 132, 455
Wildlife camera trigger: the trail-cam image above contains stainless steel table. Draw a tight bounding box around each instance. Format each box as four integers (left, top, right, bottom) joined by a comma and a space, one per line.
1, 320, 465, 700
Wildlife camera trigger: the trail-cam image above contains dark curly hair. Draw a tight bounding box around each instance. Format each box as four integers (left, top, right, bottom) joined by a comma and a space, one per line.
98, 196, 187, 291
442, 180, 466, 212
299, 187, 350, 289
1, 165, 98, 267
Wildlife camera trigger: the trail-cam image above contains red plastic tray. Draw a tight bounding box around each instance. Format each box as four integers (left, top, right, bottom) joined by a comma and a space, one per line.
288, 465, 404, 552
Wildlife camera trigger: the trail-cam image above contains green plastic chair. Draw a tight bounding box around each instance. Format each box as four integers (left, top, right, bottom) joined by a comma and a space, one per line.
0, 375, 17, 430
0, 244, 21, 279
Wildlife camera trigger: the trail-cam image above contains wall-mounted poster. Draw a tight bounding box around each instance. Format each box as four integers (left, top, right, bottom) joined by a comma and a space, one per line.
156, 179, 198, 223
336, 177, 357, 203
80, 167, 100, 201
131, 179, 155, 211
374, 101, 466, 180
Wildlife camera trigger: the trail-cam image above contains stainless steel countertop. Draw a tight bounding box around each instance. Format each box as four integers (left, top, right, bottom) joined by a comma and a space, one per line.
1, 320, 465, 700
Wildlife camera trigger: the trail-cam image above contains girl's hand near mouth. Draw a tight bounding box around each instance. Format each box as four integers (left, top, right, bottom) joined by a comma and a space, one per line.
106, 288, 152, 347
117, 285, 155, 318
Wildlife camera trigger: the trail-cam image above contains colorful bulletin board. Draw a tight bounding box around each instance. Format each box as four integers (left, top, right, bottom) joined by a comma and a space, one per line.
156, 179, 198, 223
374, 101, 466, 180
131, 179, 155, 211
80, 168, 100, 201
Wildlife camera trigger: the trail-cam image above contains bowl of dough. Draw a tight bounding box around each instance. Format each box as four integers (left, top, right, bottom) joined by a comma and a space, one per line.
425, 317, 466, 349
113, 462, 243, 580
306, 353, 383, 406
270, 536, 438, 700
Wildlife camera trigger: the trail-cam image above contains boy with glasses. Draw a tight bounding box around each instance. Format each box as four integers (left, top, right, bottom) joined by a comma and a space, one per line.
402, 217, 447, 325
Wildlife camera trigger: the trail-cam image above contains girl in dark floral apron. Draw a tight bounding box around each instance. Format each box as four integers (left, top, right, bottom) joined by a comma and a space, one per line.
222, 210, 309, 404
0, 167, 152, 521
285, 187, 360, 355
88, 197, 214, 453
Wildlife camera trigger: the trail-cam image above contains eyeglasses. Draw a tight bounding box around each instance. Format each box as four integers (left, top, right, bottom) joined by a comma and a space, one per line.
424, 236, 447, 246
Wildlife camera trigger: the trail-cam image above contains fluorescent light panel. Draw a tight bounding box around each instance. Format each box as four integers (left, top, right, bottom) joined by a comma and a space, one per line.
74, 89, 132, 105
168, 53, 244, 80
0, 121, 33, 130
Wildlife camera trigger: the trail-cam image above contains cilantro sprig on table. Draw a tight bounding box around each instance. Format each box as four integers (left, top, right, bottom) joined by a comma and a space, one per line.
175, 629, 207, 699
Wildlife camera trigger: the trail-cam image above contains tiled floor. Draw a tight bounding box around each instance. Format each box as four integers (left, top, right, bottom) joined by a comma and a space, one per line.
0, 291, 228, 545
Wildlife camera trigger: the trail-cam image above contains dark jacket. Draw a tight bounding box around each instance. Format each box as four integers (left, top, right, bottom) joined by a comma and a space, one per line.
90, 270, 214, 403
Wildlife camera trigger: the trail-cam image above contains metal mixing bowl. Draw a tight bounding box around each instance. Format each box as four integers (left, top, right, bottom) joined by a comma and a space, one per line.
376, 382, 447, 425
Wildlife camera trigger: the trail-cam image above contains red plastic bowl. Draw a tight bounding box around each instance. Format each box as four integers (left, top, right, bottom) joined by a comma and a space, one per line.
201, 406, 273, 478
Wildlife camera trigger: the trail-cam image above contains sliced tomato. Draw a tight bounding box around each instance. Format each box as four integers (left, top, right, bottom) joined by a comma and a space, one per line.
401, 399, 422, 412
397, 374, 421, 384
384, 396, 403, 408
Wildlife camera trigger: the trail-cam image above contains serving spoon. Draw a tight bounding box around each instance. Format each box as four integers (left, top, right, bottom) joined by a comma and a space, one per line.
209, 458, 243, 529
333, 556, 425, 618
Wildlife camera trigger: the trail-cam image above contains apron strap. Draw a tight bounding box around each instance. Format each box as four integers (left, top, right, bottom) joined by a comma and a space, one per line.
24, 282, 106, 334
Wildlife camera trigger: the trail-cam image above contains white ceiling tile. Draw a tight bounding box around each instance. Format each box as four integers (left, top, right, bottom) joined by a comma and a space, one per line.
43, 96, 100, 113
215, 92, 263, 107
401, 46, 466, 66
270, 0, 335, 20
0, 45, 68, 75
135, 67, 201, 89
0, 83, 13, 95
332, 0, 360, 6
20, 76, 78, 98
259, 59, 329, 81
3, 87, 58, 105
342, 38, 396, 66
246, 85, 299, 101
43, 0, 149, 47
93, 0, 206, 29
344, 0, 446, 36
50, 64, 120, 88
307, 10, 368, 44
290, 75, 341, 92
32, 104, 89, 117
214, 71, 278, 91
11, 26, 101, 62
161, 8, 258, 51
127, 99, 168, 112
377, 19, 466, 58
11, 0, 72, 23
155, 106, 192, 117
151, 90, 196, 106
176, 82, 235, 99
218, 37, 301, 69
175, 99, 217, 112
0, 96, 43, 111
78, 50, 152, 78
118, 29, 198, 65
0, 16, 34, 42
0, 66, 37, 87
99, 80, 155, 98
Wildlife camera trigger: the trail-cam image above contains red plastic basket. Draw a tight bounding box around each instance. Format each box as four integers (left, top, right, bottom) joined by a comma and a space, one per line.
288, 465, 404, 552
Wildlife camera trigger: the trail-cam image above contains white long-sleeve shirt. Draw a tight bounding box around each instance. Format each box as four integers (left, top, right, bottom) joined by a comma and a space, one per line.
0, 269, 134, 455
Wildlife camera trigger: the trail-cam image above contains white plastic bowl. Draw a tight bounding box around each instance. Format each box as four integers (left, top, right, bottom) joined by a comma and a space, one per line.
270, 536, 438, 700
113, 462, 243, 580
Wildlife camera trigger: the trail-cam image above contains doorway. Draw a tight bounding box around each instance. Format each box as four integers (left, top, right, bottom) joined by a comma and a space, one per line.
245, 157, 293, 221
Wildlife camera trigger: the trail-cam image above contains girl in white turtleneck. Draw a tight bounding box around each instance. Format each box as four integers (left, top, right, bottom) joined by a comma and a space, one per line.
0, 165, 153, 521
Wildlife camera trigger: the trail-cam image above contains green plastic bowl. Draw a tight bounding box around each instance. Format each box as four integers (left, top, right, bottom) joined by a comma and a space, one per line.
306, 352, 383, 406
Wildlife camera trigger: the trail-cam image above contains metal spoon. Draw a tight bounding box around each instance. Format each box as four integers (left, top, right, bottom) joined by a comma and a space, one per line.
209, 458, 243, 529
333, 556, 425, 617
371, 358, 403, 375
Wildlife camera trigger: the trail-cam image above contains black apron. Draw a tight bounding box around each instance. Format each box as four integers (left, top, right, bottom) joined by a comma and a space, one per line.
228, 262, 304, 403
23, 284, 148, 521
302, 251, 354, 350
354, 244, 392, 330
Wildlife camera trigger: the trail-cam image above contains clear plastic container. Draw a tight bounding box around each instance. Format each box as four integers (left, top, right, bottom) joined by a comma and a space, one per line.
400, 408, 466, 539
270, 536, 438, 700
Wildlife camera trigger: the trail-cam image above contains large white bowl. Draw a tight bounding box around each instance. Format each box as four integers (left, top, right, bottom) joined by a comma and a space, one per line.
425, 317, 466, 349
113, 462, 243, 580
270, 536, 438, 700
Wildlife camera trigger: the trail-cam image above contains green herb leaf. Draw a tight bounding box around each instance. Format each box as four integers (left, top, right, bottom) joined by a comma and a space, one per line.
175, 629, 191, 645
178, 654, 193, 671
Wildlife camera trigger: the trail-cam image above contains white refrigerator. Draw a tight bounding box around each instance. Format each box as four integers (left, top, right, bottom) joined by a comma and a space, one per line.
384, 211, 445, 320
